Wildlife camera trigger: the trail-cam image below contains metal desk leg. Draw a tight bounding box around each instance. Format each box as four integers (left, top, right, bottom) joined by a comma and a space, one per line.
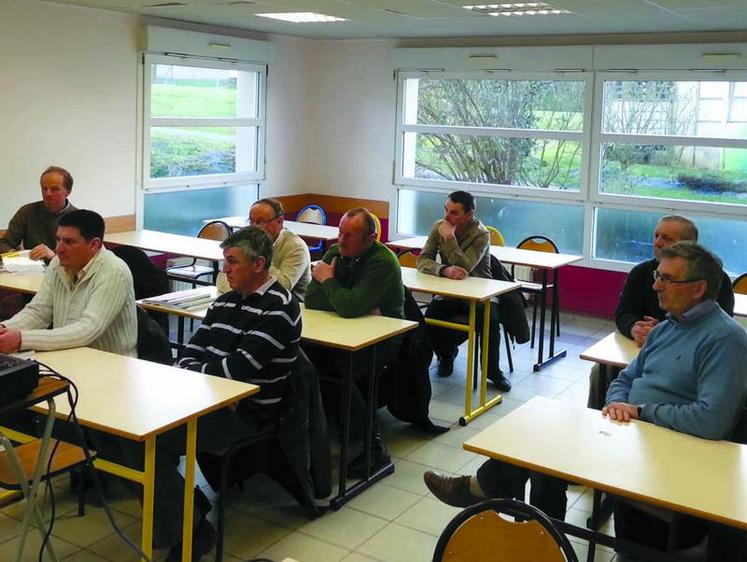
141, 438, 156, 562
181, 418, 197, 562
459, 303, 477, 426
533, 268, 567, 371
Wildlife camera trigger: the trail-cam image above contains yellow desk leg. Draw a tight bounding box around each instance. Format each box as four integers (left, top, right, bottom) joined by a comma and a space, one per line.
182, 418, 197, 562
479, 300, 491, 407
459, 303, 477, 426
141, 438, 155, 562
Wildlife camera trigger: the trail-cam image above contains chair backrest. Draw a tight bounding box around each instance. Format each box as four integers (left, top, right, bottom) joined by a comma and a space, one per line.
517, 235, 559, 254
135, 306, 173, 365
370, 212, 382, 242
433, 498, 577, 562
296, 205, 327, 225
398, 251, 418, 268
733, 273, 747, 295
486, 225, 505, 247
198, 221, 232, 242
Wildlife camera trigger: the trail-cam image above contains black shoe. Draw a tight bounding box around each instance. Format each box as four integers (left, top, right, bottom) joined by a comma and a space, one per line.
488, 371, 511, 392
347, 435, 391, 479
437, 355, 455, 377
165, 518, 217, 562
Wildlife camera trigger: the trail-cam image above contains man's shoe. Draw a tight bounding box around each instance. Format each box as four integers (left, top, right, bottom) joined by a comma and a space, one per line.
437, 355, 455, 378
347, 435, 391, 479
488, 371, 511, 392
165, 518, 217, 562
423, 471, 484, 508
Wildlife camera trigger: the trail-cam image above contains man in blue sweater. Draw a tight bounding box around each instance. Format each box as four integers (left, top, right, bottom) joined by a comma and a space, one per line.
605, 241, 747, 561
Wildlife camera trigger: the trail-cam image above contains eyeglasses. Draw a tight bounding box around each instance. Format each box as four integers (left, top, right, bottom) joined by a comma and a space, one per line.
248, 215, 281, 227
652, 270, 703, 285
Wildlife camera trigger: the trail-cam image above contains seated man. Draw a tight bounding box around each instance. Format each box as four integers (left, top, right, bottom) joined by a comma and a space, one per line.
92, 226, 302, 561
0, 209, 137, 356
0, 166, 77, 261
604, 241, 747, 561
305, 207, 404, 476
588, 214, 734, 408
217, 197, 311, 301
417, 190, 510, 391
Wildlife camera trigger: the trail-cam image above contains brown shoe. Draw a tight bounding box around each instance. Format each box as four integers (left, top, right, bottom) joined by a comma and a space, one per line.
423, 471, 484, 508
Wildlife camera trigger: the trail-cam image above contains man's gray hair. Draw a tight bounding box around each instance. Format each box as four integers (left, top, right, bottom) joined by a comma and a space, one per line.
220, 226, 273, 270
659, 241, 723, 300
659, 215, 698, 242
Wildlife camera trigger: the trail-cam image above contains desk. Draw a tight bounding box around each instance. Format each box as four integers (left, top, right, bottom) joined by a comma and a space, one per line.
0, 270, 44, 294
31, 347, 258, 562
401, 267, 520, 425
735, 293, 747, 318
465, 396, 747, 559
106, 230, 224, 262
580, 331, 640, 408
138, 293, 418, 509
388, 238, 582, 371
205, 216, 339, 247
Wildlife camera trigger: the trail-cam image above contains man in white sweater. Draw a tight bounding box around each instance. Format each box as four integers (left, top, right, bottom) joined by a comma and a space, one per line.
0, 209, 137, 356
217, 198, 311, 301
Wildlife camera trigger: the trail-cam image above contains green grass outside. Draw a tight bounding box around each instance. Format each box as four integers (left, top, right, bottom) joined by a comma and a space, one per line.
151, 83, 236, 118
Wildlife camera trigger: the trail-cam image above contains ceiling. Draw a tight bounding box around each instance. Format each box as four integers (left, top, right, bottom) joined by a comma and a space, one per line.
39, 0, 747, 39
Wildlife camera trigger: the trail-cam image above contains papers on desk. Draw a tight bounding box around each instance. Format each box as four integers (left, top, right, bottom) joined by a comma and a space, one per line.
141, 288, 215, 311
0, 250, 46, 274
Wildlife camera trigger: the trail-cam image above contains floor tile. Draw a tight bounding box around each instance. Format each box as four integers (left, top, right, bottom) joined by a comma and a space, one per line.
61, 549, 113, 561
385, 459, 443, 496
222, 511, 291, 559
297, 506, 387, 549
395, 496, 461, 537
342, 552, 380, 562
0, 532, 80, 561
357, 522, 437, 562
52, 504, 135, 548
259, 531, 349, 562
405, 442, 477, 473
346, 483, 421, 521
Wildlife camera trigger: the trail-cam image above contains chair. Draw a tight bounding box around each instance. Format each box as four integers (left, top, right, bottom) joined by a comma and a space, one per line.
371, 212, 382, 242
733, 273, 747, 295
398, 251, 417, 268
513, 235, 561, 348
433, 498, 578, 562
296, 204, 327, 254
166, 221, 231, 287
486, 225, 506, 247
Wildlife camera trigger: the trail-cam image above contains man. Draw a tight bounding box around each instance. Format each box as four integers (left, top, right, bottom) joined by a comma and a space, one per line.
0, 166, 77, 260
217, 198, 311, 301
417, 190, 510, 391
0, 209, 137, 356
305, 207, 404, 476
604, 241, 747, 560
588, 214, 734, 408
92, 226, 302, 561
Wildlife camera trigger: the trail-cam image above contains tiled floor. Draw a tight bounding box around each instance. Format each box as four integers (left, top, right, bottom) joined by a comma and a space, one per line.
1, 311, 620, 561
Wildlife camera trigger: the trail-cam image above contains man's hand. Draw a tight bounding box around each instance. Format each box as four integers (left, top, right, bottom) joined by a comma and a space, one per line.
29, 244, 54, 261
438, 221, 456, 241
602, 402, 640, 423
441, 266, 468, 280
312, 257, 336, 284
0, 329, 22, 354
631, 316, 658, 347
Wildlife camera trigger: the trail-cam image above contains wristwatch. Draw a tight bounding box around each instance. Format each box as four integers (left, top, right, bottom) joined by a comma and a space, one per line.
636, 405, 644, 418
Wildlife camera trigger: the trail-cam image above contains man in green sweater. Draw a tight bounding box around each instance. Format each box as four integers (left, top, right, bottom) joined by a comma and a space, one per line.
305, 207, 404, 477
0, 166, 77, 261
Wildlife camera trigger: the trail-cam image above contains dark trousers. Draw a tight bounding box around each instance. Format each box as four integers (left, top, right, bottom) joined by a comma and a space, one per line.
614, 501, 746, 561
304, 338, 400, 444
426, 298, 501, 377
476, 458, 568, 520
90, 408, 262, 550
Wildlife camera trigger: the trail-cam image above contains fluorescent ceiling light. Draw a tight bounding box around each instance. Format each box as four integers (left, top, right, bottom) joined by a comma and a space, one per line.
255, 12, 347, 23
463, 2, 571, 16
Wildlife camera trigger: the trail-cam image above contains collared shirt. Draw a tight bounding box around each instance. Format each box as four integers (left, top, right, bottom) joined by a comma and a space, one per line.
65, 249, 100, 286
666, 299, 718, 324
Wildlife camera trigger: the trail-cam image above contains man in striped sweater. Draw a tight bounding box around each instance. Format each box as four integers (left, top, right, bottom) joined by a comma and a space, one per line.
92, 226, 302, 561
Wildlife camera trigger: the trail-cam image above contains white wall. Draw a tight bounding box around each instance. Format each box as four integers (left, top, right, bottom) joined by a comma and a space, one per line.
0, 0, 139, 225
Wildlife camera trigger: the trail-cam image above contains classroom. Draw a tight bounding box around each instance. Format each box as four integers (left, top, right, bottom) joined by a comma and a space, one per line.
2, 0, 747, 561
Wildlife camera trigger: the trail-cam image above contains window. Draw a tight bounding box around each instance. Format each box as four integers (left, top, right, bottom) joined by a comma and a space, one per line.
142, 55, 266, 235
394, 52, 747, 275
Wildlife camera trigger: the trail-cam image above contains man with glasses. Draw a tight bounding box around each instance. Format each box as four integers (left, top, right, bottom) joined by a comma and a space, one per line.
605, 241, 747, 560
217, 198, 311, 301
588, 215, 734, 408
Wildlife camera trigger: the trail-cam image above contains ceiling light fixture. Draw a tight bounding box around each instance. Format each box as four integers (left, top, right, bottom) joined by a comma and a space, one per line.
462, 2, 570, 16
255, 12, 347, 23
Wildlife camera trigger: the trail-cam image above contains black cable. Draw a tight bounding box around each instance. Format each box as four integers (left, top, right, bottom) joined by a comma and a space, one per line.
34, 362, 151, 562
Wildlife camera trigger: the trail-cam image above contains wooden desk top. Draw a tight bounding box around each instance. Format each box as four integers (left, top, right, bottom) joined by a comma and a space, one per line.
401, 267, 520, 302
35, 347, 258, 441
465, 396, 747, 530
0, 271, 44, 294
387, 237, 581, 269
139, 292, 417, 351
735, 293, 747, 319
579, 331, 640, 368
106, 230, 224, 262
206, 217, 339, 241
